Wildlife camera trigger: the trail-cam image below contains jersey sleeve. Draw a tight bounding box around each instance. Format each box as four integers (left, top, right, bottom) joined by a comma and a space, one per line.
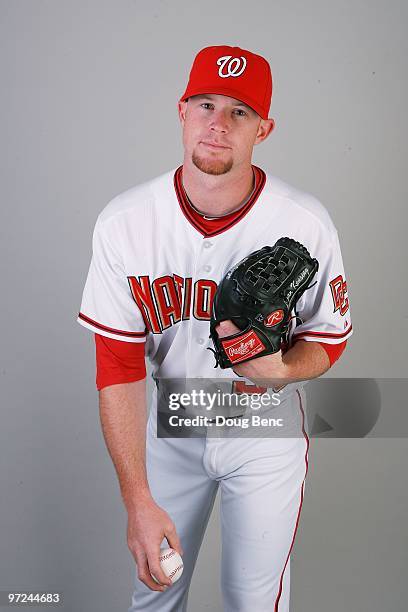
291, 229, 353, 345
77, 215, 147, 343
95, 334, 147, 390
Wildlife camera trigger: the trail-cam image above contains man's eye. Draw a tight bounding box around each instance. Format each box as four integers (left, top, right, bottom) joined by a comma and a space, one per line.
234, 109, 247, 116
201, 103, 213, 109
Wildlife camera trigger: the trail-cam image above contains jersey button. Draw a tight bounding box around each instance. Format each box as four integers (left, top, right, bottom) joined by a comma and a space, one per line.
203, 265, 212, 272
197, 338, 205, 345
204, 241, 212, 249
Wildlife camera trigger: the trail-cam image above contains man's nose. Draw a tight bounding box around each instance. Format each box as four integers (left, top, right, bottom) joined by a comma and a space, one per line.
209, 110, 230, 133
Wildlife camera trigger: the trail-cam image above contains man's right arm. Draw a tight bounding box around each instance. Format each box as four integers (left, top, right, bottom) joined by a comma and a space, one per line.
99, 380, 183, 591
99, 380, 150, 508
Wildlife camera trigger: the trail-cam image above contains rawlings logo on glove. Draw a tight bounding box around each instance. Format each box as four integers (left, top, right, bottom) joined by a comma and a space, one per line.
221, 331, 266, 364
209, 237, 319, 369
264, 310, 285, 327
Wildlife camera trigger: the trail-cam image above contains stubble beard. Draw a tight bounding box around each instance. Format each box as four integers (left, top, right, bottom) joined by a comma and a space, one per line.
191, 148, 234, 176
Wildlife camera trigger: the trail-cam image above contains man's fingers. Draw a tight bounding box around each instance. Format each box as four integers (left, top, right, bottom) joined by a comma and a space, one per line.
147, 548, 172, 587
134, 552, 168, 592
215, 319, 240, 338
166, 531, 184, 558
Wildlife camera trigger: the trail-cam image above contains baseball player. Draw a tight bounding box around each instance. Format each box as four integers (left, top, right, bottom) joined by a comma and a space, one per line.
77, 45, 352, 611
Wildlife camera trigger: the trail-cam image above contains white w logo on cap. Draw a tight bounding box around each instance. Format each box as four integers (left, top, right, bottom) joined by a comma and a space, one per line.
217, 55, 247, 78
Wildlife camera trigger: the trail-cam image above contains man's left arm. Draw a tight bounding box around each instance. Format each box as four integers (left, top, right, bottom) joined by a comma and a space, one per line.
216, 221, 352, 385
216, 320, 331, 384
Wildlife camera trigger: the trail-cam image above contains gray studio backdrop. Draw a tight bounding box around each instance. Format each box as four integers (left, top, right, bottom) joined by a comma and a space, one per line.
1, 1, 407, 611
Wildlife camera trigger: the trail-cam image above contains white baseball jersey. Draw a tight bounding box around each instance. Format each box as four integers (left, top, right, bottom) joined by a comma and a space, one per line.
77, 165, 353, 612
77, 165, 352, 381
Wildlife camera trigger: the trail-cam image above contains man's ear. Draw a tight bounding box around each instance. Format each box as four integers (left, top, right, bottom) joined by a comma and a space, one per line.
255, 118, 275, 145
178, 100, 188, 125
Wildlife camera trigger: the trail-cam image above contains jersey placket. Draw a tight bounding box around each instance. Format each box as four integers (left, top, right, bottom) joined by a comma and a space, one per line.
184, 235, 218, 379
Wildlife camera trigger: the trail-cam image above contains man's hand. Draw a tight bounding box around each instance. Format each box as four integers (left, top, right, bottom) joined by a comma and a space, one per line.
216, 320, 286, 382
126, 495, 183, 592
216, 320, 330, 383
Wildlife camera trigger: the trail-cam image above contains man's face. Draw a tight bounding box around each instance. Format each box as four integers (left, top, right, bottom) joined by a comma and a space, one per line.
178, 94, 273, 176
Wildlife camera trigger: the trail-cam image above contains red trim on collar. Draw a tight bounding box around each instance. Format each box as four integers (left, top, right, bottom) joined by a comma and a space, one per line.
173, 165, 266, 237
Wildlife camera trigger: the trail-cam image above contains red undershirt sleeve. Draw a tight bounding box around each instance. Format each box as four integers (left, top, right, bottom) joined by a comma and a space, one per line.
94, 334, 147, 391
316, 340, 347, 366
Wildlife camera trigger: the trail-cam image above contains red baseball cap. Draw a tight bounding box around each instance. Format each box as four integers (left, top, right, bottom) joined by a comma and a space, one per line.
180, 45, 273, 119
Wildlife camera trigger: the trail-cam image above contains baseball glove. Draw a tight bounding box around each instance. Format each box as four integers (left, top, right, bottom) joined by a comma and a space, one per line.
209, 237, 319, 369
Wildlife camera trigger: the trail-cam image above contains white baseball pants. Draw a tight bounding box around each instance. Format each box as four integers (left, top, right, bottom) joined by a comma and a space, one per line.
128, 389, 309, 612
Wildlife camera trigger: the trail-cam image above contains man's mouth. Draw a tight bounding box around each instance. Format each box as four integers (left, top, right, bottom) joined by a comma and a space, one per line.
200, 141, 230, 150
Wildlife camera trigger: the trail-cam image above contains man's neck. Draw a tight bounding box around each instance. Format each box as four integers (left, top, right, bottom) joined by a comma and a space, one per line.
181, 160, 255, 217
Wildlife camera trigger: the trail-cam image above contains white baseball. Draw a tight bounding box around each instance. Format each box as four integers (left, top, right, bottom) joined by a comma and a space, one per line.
158, 547, 184, 584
